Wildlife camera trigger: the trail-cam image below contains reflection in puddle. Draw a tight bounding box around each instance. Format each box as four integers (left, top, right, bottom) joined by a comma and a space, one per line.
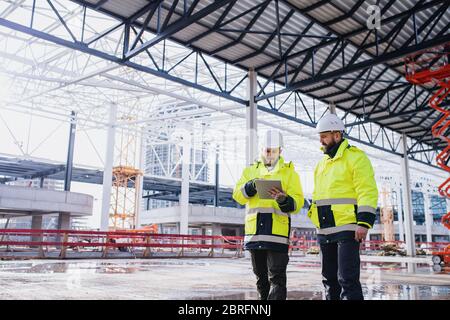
0, 259, 448, 300
0, 260, 210, 274
362, 262, 450, 275
190, 290, 323, 300
431, 264, 450, 274
294, 259, 450, 275
364, 284, 450, 300
190, 285, 450, 300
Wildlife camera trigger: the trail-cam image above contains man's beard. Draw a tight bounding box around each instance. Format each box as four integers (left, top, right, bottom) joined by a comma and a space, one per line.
263, 156, 278, 166
322, 138, 338, 153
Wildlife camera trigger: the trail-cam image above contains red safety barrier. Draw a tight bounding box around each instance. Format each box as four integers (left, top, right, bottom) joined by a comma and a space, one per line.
0, 229, 244, 259
288, 237, 449, 256
0, 229, 448, 259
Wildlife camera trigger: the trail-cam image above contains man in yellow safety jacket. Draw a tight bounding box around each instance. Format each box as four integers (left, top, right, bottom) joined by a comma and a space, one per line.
233, 129, 304, 300
309, 113, 378, 300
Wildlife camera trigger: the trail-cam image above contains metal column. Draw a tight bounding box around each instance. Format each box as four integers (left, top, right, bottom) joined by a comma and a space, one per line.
59, 111, 77, 231
246, 68, 258, 166
400, 133, 416, 257
214, 145, 219, 207
397, 186, 405, 242
329, 102, 336, 114
423, 190, 433, 243
179, 136, 191, 235
100, 103, 117, 231
64, 111, 76, 191
134, 130, 146, 228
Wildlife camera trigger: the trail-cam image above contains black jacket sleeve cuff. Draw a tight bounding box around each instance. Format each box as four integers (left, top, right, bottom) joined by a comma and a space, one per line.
244, 180, 257, 197
277, 195, 295, 213
357, 211, 376, 228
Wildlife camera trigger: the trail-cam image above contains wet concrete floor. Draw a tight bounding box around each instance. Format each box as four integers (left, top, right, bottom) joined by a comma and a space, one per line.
0, 257, 448, 300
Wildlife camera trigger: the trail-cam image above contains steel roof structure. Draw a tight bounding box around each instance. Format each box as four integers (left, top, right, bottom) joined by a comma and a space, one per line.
0, 0, 448, 170
58, 0, 450, 163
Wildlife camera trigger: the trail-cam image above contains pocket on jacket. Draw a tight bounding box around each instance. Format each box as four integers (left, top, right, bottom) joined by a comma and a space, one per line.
307, 203, 320, 228
331, 203, 357, 225
245, 213, 257, 235
272, 213, 289, 236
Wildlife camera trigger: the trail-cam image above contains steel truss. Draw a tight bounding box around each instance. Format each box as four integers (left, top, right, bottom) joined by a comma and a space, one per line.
0, 0, 448, 169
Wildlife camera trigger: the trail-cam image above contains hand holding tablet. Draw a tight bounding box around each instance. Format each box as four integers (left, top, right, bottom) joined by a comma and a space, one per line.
254, 179, 283, 199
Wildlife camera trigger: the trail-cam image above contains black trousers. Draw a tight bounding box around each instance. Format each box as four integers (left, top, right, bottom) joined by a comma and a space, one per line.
320, 238, 364, 300
250, 249, 289, 300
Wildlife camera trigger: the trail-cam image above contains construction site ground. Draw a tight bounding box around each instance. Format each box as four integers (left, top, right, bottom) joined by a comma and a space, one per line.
0, 256, 448, 300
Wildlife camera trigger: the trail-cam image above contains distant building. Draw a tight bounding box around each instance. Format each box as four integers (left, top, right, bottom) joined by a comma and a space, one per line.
4, 178, 88, 230
143, 143, 209, 210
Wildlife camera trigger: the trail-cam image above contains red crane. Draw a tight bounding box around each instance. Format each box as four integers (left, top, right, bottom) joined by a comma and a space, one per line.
404, 43, 450, 266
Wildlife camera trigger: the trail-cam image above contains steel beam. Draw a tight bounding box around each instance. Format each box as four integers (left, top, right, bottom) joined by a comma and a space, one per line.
125, 0, 234, 60
256, 34, 450, 101
64, 111, 76, 191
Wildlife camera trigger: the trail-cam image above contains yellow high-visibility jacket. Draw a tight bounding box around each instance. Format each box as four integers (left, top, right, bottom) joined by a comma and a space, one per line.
308, 139, 378, 242
233, 156, 304, 251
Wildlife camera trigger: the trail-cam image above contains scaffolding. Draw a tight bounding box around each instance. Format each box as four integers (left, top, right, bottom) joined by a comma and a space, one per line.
110, 116, 143, 230
380, 185, 395, 242
405, 42, 450, 264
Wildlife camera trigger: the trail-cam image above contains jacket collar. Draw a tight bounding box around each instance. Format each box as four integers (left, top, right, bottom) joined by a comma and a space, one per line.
258, 156, 285, 174
321, 139, 348, 161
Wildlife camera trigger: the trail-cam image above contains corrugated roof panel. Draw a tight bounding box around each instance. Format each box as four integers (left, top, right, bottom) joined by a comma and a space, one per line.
144, 7, 172, 30
191, 33, 231, 51
214, 44, 255, 62
239, 33, 272, 53
350, 29, 376, 48
308, 86, 342, 97
217, 0, 258, 28
252, 1, 279, 31
101, 0, 148, 18
239, 54, 275, 69
255, 63, 279, 78
192, 0, 216, 15
328, 92, 354, 102
301, 82, 334, 92
293, 71, 314, 83
284, 0, 310, 10
173, 24, 209, 42
379, 0, 411, 19
309, 3, 343, 24
331, 17, 364, 35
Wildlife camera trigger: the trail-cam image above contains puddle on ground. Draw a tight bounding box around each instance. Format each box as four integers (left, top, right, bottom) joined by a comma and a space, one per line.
189, 284, 450, 300
0, 259, 449, 300
0, 259, 449, 276
363, 284, 450, 300
292, 259, 450, 275
191, 290, 323, 300
0, 260, 211, 274
362, 262, 450, 275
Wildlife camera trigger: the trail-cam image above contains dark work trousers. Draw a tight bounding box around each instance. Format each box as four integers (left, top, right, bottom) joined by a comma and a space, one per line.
250, 249, 289, 300
320, 239, 364, 300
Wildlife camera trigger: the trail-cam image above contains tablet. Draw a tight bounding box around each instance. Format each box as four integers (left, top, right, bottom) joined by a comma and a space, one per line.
254, 179, 283, 199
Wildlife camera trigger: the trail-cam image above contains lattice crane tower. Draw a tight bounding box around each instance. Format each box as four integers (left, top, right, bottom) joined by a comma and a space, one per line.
110, 115, 143, 230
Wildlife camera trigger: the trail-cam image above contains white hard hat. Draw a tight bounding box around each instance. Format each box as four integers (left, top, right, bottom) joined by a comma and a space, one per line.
263, 129, 283, 148
316, 114, 345, 133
